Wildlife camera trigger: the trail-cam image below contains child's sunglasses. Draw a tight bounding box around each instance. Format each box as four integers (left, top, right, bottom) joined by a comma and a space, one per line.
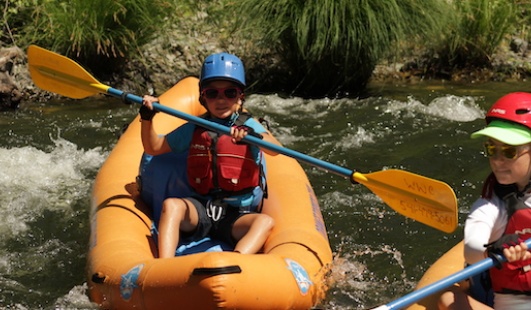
201, 87, 242, 100
484, 143, 521, 159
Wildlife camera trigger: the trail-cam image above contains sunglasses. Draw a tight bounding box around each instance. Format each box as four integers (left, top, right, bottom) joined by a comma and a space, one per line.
483, 143, 525, 159
201, 87, 242, 100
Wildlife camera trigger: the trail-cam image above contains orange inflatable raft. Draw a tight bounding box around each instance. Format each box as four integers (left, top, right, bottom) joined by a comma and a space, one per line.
406, 242, 465, 310
87, 76, 333, 309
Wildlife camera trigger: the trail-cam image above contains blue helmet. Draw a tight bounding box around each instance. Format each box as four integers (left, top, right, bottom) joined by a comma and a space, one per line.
200, 53, 246, 89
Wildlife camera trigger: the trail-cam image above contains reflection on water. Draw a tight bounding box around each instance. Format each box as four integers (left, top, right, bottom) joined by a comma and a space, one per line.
1, 80, 530, 309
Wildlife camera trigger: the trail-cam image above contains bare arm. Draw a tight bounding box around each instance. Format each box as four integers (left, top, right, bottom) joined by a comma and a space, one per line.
140, 95, 172, 155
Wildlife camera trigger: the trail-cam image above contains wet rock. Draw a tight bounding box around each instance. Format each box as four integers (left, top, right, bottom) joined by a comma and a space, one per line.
0, 46, 24, 110
510, 37, 528, 55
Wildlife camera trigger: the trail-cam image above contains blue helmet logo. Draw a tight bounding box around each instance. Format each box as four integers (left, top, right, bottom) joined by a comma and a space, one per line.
200, 53, 245, 88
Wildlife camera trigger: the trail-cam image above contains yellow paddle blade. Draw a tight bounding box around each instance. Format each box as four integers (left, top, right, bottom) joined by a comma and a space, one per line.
27, 45, 109, 99
353, 170, 458, 233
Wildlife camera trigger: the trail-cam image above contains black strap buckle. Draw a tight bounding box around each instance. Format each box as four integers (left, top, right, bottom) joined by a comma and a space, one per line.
206, 200, 227, 222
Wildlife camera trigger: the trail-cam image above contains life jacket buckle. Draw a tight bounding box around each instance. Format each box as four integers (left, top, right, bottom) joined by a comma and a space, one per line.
206, 200, 227, 222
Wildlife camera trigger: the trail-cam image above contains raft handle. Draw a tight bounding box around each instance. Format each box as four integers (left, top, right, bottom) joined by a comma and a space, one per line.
192, 265, 242, 276
91, 272, 108, 284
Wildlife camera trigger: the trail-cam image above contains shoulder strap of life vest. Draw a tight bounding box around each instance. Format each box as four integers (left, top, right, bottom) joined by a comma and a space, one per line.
234, 112, 252, 126
235, 112, 268, 208
498, 180, 531, 218
236, 112, 269, 203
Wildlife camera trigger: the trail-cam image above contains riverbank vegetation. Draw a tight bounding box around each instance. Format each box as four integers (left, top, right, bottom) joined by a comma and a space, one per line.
2, 0, 531, 98
3, 0, 176, 73
237, 0, 449, 97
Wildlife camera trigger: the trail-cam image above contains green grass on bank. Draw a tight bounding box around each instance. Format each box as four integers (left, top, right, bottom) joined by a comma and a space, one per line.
4, 0, 176, 73
2, 0, 531, 97
431, 0, 517, 69
236, 0, 450, 97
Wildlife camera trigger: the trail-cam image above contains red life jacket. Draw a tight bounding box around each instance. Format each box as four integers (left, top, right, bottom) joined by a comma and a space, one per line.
490, 198, 531, 294
186, 115, 261, 197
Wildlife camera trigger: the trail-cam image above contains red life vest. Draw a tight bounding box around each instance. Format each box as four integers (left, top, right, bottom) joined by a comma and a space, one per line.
490, 203, 531, 294
186, 117, 260, 197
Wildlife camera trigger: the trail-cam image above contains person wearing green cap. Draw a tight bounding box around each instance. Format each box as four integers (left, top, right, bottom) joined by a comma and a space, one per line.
439, 93, 531, 309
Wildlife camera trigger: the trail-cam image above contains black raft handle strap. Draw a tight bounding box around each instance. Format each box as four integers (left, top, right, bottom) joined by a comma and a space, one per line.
192, 265, 242, 276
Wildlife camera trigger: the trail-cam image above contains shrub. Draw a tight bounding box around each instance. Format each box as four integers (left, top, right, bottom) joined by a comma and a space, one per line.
237, 0, 451, 97
1, 0, 39, 45
434, 0, 516, 68
19, 0, 176, 74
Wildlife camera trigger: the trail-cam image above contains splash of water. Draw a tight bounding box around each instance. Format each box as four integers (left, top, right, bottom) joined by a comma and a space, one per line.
384, 95, 485, 122
0, 134, 107, 308
0, 136, 106, 236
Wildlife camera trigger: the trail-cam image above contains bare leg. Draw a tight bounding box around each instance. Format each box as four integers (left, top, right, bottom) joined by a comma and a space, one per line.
439, 286, 493, 310
158, 198, 199, 258
232, 213, 274, 254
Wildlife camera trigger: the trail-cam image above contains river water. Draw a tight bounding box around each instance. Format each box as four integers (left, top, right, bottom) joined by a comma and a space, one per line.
1, 79, 531, 309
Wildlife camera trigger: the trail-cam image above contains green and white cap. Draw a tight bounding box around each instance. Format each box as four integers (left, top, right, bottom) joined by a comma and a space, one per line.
471, 120, 531, 145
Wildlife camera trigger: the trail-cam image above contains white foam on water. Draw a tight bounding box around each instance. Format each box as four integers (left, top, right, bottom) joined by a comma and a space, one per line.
246, 94, 380, 152
0, 135, 107, 237
337, 126, 378, 150
384, 95, 485, 122
247, 94, 355, 117
246, 93, 306, 113
0, 134, 107, 308
53, 283, 98, 309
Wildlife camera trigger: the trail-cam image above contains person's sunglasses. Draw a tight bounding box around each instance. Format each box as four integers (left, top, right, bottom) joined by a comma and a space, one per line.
201, 87, 242, 100
484, 143, 523, 159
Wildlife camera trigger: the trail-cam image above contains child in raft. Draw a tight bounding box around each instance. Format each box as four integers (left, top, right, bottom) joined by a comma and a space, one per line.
439, 92, 531, 310
139, 52, 280, 258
